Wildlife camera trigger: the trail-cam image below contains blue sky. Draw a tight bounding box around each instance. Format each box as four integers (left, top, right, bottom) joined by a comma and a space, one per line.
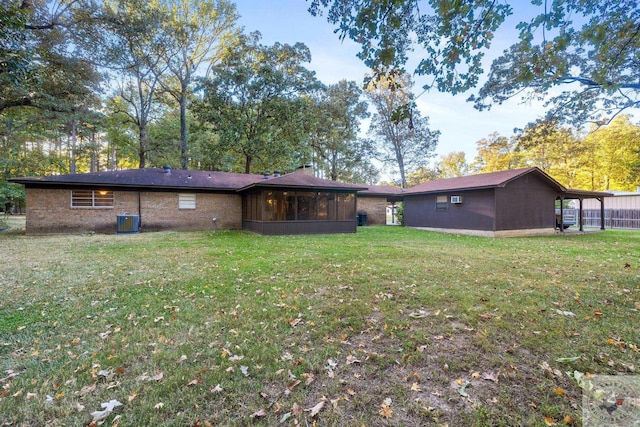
232, 0, 549, 164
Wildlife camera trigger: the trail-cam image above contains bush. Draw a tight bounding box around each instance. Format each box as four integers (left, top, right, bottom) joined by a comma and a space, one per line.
396, 202, 404, 225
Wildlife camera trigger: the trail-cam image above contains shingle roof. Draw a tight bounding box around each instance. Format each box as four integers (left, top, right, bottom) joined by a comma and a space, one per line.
10, 168, 265, 191
403, 167, 566, 195
240, 172, 367, 191
357, 184, 404, 196
10, 168, 365, 192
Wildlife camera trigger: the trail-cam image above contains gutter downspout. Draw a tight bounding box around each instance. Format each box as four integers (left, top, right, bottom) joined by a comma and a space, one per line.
138, 191, 142, 230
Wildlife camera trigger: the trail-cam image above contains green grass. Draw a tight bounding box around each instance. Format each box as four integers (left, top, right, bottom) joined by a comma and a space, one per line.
0, 227, 638, 426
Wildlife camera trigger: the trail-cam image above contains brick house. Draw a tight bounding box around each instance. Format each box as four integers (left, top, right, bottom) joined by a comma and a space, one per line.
10, 167, 373, 235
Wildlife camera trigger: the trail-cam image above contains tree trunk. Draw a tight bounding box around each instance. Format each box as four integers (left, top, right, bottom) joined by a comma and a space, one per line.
138, 124, 147, 168
70, 118, 77, 174
180, 82, 189, 170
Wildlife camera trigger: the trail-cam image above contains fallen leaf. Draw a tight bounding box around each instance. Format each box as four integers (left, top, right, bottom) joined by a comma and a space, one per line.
306, 400, 325, 417
302, 372, 314, 385
90, 399, 123, 422
346, 354, 361, 364
211, 384, 223, 393
556, 310, 575, 317
77, 383, 97, 396
26, 392, 37, 400
556, 356, 580, 363
154, 402, 164, 410
554, 387, 566, 396
482, 372, 499, 382
544, 416, 556, 426
471, 371, 480, 379
563, 415, 572, 423
379, 398, 393, 418
279, 412, 292, 423
291, 402, 303, 416
458, 381, 471, 397
186, 378, 201, 387
240, 366, 249, 376
178, 355, 187, 363
127, 393, 137, 402
250, 408, 266, 418
286, 379, 301, 391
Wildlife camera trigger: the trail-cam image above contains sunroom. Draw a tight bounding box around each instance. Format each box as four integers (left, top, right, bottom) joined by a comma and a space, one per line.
240, 174, 365, 235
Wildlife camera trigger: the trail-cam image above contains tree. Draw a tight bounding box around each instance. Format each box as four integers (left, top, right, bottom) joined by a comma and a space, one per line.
405, 166, 438, 187
96, 0, 169, 168
156, 0, 239, 169
515, 120, 586, 187
310, 1, 640, 125
0, 0, 101, 114
471, 132, 519, 173
193, 33, 321, 174
580, 116, 640, 191
436, 151, 469, 178
308, 80, 376, 182
365, 73, 439, 188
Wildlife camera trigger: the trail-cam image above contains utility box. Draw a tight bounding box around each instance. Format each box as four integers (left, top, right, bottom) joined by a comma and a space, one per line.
357, 212, 368, 226
117, 215, 139, 234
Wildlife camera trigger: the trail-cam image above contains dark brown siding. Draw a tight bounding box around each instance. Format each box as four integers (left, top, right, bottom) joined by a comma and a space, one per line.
494, 174, 557, 230
243, 220, 356, 235
403, 189, 496, 230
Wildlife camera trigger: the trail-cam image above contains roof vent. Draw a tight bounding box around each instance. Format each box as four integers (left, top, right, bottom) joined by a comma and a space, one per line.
264, 172, 270, 179
163, 166, 171, 174
273, 170, 281, 177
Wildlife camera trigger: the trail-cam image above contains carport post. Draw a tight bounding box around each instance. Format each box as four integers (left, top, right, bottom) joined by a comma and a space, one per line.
578, 198, 584, 232
599, 198, 605, 230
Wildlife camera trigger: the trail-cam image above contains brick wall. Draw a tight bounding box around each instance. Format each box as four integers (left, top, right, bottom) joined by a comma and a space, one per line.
25, 188, 242, 234
357, 196, 388, 225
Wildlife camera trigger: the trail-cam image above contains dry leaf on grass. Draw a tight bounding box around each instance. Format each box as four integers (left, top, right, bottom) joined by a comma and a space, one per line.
90, 399, 123, 423
305, 400, 325, 417
249, 408, 266, 418
379, 398, 393, 418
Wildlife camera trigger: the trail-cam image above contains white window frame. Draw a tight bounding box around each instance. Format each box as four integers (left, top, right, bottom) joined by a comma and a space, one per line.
71, 190, 114, 208
179, 193, 196, 209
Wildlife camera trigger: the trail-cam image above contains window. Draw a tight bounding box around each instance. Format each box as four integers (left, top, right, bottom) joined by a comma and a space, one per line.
179, 193, 196, 209
436, 195, 448, 211
71, 190, 114, 208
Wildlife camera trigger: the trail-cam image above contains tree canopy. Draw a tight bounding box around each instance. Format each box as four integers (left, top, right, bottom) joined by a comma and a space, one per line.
310, 0, 640, 125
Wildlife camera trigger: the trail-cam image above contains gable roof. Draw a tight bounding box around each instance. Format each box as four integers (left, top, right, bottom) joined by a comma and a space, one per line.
239, 172, 367, 192
403, 167, 566, 195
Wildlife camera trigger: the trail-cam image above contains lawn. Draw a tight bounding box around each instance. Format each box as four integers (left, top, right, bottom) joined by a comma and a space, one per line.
0, 227, 638, 426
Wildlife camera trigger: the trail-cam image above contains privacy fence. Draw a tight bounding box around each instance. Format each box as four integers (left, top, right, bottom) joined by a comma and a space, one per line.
562, 209, 640, 230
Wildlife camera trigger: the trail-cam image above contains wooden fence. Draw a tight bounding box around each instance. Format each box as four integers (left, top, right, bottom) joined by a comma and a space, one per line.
562, 209, 640, 229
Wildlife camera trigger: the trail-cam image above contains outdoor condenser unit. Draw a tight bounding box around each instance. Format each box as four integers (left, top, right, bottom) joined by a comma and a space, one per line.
117, 214, 140, 234
450, 195, 463, 204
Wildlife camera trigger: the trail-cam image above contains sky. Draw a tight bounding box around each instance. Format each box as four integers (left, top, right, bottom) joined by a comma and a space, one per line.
232, 0, 550, 164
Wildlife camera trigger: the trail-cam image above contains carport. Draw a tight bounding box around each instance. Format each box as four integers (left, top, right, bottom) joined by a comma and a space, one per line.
557, 189, 612, 232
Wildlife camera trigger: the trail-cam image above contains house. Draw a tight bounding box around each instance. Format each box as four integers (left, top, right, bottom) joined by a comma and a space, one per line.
9, 167, 367, 235
356, 184, 404, 225
402, 167, 610, 237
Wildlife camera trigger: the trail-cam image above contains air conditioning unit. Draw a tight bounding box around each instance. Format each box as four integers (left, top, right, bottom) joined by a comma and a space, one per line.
450, 195, 463, 204
117, 214, 140, 234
